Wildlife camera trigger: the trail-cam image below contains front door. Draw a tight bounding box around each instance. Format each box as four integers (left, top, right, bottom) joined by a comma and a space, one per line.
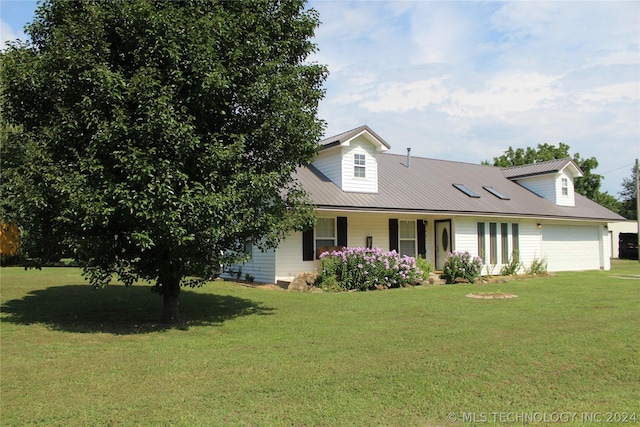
435, 220, 452, 270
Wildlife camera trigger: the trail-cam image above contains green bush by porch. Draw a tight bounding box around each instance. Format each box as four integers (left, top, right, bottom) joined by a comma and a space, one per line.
316, 247, 427, 291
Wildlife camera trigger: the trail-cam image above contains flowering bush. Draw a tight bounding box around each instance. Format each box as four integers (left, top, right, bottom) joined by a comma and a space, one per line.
442, 251, 483, 284
317, 247, 424, 291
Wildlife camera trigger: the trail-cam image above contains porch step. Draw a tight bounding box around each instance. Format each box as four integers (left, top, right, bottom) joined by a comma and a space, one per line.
428, 271, 446, 285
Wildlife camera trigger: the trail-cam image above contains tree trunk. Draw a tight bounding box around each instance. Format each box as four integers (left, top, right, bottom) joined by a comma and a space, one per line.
160, 274, 181, 324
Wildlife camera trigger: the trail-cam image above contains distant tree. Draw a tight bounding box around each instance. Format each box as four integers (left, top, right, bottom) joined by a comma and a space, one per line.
619, 165, 638, 220
488, 143, 620, 209
0, 0, 327, 323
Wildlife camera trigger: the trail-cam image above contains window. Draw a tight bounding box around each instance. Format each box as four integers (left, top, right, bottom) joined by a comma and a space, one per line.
501, 223, 509, 264
244, 240, 253, 260
477, 222, 486, 263
315, 218, 336, 258
354, 153, 366, 178
511, 223, 520, 256
483, 186, 510, 200
489, 223, 497, 264
399, 220, 416, 257
453, 184, 480, 198
561, 178, 568, 196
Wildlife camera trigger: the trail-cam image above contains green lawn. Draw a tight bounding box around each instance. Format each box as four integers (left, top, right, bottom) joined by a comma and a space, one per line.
1, 260, 639, 426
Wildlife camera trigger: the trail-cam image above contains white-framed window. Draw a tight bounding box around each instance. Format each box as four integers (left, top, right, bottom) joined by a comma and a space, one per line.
354, 153, 366, 178
478, 222, 520, 265
561, 178, 569, 196
315, 217, 336, 258
399, 220, 416, 257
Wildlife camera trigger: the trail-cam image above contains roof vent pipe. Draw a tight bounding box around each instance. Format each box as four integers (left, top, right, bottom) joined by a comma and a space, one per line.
407, 147, 411, 168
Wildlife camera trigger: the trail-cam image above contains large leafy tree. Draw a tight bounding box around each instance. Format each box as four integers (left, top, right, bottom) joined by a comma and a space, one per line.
0, 0, 327, 323
487, 143, 621, 213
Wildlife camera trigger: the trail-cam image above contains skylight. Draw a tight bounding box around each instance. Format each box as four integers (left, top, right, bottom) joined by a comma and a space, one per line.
483, 186, 510, 200
453, 184, 480, 198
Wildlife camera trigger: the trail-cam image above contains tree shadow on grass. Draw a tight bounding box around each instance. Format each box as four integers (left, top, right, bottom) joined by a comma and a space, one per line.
1, 283, 275, 334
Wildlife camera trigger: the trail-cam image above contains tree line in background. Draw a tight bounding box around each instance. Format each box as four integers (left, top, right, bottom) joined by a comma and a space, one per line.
484, 143, 637, 220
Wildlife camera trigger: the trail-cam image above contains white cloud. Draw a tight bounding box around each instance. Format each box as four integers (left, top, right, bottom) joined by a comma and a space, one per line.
360, 78, 449, 112
574, 82, 640, 106
445, 72, 564, 118
0, 19, 22, 47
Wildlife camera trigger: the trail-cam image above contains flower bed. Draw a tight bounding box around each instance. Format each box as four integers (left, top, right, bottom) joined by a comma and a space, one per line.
317, 247, 425, 291
442, 251, 483, 284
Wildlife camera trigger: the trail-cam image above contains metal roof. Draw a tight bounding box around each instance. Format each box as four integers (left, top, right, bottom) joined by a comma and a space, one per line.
501, 158, 583, 179
294, 153, 624, 222
319, 125, 391, 150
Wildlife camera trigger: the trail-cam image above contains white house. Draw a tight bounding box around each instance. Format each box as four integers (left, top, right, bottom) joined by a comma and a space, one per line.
227, 125, 626, 284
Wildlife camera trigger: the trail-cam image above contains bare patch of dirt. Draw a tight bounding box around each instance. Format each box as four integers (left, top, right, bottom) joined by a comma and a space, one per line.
466, 292, 518, 299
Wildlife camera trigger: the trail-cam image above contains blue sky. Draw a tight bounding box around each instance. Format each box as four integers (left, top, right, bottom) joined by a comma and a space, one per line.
2, 0, 639, 197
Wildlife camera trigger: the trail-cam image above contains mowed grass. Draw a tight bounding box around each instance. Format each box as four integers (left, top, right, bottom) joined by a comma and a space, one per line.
1, 260, 638, 426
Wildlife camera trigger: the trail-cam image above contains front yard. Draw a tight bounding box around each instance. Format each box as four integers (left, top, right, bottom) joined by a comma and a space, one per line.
1, 260, 638, 426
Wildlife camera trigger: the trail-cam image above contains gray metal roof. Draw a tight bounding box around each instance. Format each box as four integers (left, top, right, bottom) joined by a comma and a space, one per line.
294, 153, 624, 222
319, 125, 391, 149
501, 158, 583, 179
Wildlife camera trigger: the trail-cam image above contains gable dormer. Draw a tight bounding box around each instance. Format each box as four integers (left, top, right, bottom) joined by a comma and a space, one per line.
502, 158, 583, 207
313, 125, 390, 193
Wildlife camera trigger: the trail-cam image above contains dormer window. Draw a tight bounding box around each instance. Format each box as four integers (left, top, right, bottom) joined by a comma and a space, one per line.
354, 154, 366, 178
561, 178, 568, 196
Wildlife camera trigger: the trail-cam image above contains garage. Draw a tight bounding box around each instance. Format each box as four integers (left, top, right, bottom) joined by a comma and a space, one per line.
542, 224, 601, 272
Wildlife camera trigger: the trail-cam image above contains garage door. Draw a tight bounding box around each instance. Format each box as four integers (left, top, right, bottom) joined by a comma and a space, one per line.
541, 225, 601, 272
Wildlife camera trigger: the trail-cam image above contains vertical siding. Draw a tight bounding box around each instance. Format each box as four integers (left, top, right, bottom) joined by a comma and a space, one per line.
341, 137, 378, 193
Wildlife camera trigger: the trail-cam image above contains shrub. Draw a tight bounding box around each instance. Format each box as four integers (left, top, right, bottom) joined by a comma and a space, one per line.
527, 257, 548, 275
316, 247, 423, 291
415, 255, 433, 277
442, 251, 483, 284
500, 251, 523, 276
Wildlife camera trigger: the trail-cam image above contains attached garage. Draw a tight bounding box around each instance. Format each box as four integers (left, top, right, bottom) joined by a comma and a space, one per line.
542, 224, 602, 272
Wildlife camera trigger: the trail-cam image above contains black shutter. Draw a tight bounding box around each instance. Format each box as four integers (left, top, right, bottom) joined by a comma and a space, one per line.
302, 228, 314, 261
417, 220, 426, 257
389, 219, 398, 252
337, 217, 347, 248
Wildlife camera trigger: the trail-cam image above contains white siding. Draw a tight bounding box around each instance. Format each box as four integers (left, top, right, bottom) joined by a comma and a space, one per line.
343, 211, 390, 250
221, 244, 276, 284
455, 218, 542, 275
555, 171, 576, 207
518, 222, 544, 270
240, 247, 276, 284
600, 225, 611, 270
341, 136, 378, 193
274, 211, 432, 282
313, 149, 342, 188
514, 172, 576, 207
453, 218, 475, 254
542, 224, 601, 271
275, 230, 319, 282
515, 175, 556, 202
